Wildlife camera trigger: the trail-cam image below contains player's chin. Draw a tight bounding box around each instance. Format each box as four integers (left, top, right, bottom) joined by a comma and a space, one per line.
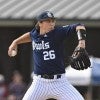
49, 27, 54, 31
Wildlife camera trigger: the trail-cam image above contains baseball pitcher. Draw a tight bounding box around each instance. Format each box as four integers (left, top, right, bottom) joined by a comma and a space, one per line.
8, 11, 91, 100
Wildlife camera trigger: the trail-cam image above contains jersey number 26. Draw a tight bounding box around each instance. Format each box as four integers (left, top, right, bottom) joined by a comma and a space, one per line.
43, 50, 55, 60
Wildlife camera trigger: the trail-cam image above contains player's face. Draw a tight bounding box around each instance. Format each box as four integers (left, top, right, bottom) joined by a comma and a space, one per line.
39, 19, 56, 33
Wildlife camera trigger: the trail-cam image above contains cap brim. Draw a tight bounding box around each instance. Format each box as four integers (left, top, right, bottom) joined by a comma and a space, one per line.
38, 17, 55, 21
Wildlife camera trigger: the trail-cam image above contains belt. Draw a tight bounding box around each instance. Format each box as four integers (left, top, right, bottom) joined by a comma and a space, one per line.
36, 74, 62, 79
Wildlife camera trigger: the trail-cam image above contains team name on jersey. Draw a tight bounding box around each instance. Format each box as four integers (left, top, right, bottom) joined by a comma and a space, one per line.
32, 41, 50, 50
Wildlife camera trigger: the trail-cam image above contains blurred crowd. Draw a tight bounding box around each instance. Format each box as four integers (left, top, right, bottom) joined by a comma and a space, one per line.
0, 71, 27, 100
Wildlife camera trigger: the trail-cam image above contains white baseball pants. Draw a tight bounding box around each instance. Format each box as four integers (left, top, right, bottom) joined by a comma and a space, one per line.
22, 74, 84, 100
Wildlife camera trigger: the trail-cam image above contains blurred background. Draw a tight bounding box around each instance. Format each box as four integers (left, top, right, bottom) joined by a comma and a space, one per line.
0, 0, 100, 100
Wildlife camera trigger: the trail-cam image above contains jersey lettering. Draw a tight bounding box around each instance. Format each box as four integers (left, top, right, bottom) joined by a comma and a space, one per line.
32, 41, 50, 50
63, 25, 68, 27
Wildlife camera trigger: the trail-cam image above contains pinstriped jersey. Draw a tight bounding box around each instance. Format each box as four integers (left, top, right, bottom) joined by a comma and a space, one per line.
30, 24, 80, 75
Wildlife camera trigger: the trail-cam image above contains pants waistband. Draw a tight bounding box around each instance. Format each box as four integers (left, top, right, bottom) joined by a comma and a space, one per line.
35, 74, 64, 79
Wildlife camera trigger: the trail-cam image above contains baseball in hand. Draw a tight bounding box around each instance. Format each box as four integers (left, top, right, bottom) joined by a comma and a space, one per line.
11, 50, 17, 57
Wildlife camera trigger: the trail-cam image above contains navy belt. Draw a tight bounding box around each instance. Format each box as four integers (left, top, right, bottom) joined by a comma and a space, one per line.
36, 74, 62, 79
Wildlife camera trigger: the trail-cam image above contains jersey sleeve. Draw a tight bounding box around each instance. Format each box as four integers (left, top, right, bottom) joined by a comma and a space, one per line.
61, 23, 83, 37
30, 28, 35, 40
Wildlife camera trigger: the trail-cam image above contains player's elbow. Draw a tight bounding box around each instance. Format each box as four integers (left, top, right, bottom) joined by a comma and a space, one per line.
76, 25, 86, 31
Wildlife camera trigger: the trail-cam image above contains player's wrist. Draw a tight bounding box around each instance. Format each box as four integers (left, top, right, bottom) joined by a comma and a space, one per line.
78, 40, 85, 48
76, 26, 86, 40
79, 40, 85, 44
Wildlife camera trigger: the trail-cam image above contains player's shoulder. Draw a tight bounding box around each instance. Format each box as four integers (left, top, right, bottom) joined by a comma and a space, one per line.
31, 28, 36, 33
54, 25, 70, 32
55, 25, 69, 28
54, 25, 69, 31
30, 28, 38, 37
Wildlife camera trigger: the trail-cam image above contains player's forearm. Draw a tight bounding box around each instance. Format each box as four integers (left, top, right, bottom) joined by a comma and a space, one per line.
78, 40, 85, 48
76, 26, 86, 48
13, 32, 31, 45
8, 32, 31, 57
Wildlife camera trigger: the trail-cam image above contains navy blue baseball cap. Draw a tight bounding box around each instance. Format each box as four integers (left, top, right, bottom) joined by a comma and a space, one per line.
36, 11, 55, 21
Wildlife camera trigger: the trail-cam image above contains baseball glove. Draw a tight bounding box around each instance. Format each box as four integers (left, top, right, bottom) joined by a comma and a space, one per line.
69, 47, 91, 70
